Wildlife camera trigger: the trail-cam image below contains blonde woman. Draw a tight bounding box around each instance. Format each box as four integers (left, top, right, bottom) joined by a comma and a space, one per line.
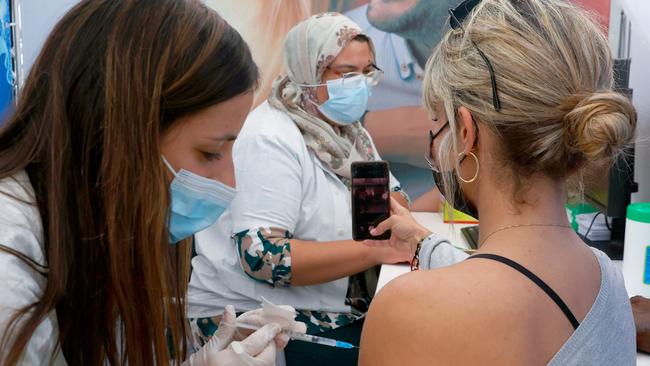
360, 0, 636, 365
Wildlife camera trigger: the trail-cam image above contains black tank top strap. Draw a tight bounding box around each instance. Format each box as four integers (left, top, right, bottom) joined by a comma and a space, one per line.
467, 253, 580, 330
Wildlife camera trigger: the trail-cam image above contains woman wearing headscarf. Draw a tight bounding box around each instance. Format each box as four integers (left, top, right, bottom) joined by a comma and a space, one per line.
188, 12, 412, 365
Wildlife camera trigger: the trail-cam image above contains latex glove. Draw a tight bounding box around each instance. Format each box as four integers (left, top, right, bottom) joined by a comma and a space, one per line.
236, 298, 307, 347
183, 305, 280, 366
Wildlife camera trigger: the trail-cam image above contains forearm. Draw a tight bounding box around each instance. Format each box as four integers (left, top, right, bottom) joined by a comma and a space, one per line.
290, 239, 379, 286
364, 107, 431, 166
410, 188, 442, 212
390, 191, 409, 209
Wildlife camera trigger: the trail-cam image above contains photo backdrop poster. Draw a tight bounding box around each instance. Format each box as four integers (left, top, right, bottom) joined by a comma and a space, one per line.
0, 0, 14, 126
208, 0, 611, 202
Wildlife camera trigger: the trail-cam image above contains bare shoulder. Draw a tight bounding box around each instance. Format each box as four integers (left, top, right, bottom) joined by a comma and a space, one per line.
359, 261, 533, 365
359, 265, 476, 365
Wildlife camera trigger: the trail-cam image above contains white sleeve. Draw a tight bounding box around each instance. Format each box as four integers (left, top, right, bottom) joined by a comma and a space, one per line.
418, 233, 469, 270
0, 191, 65, 365
230, 133, 303, 234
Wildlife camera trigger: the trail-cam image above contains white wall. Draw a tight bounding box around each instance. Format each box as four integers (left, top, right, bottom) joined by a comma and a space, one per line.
19, 0, 79, 77
609, 0, 650, 203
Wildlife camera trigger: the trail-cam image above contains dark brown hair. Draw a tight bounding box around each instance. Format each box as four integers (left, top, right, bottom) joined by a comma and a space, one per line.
0, 0, 257, 364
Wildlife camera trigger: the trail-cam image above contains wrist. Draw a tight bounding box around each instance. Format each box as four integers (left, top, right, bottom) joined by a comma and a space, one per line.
364, 242, 384, 266
410, 227, 432, 254
410, 230, 431, 271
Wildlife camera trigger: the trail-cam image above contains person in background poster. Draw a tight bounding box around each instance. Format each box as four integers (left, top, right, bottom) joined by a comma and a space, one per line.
204, 0, 313, 108
206, 0, 611, 208
346, 0, 456, 210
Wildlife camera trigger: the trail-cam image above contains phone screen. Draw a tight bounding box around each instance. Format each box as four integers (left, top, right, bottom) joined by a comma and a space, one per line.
351, 161, 391, 241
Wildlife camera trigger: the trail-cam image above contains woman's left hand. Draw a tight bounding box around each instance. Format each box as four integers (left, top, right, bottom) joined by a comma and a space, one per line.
363, 197, 432, 257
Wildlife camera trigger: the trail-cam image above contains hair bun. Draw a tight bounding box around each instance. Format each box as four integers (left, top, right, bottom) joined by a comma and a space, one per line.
564, 91, 636, 162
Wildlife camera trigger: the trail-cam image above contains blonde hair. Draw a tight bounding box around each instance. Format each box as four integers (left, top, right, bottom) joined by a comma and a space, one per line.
423, 0, 636, 202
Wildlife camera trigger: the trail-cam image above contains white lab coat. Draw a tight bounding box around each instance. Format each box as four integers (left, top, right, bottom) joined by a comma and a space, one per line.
187, 102, 401, 317
0, 171, 66, 365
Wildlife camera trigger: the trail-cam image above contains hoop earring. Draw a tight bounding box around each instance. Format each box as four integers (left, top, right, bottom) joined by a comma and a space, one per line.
456, 151, 479, 183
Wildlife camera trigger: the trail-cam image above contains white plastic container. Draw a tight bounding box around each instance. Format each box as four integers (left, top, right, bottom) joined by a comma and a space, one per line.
622, 203, 650, 296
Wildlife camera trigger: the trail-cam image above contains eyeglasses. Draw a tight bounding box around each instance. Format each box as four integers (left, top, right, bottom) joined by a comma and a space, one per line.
448, 0, 501, 112
325, 63, 384, 87
424, 121, 449, 174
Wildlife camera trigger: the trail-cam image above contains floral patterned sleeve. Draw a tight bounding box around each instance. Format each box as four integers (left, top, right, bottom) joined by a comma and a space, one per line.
233, 227, 293, 287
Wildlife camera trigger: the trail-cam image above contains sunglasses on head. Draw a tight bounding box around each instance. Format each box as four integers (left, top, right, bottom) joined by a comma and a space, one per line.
448, 0, 501, 112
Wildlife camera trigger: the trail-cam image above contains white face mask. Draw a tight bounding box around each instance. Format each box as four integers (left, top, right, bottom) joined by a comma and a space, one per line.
162, 157, 236, 243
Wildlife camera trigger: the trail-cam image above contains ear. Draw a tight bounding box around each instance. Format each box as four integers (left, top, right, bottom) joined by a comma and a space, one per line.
456, 106, 476, 154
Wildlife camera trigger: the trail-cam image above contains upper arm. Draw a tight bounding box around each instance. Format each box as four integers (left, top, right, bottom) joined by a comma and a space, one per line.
0, 191, 46, 312
411, 187, 442, 212
229, 133, 303, 285
233, 227, 292, 287
230, 133, 303, 233
0, 181, 61, 364
0, 231, 59, 364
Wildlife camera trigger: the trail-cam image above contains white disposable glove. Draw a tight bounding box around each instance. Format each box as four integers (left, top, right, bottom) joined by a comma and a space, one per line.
183, 305, 281, 366
235, 297, 307, 347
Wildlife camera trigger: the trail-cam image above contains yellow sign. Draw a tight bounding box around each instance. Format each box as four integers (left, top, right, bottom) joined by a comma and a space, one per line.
442, 201, 479, 224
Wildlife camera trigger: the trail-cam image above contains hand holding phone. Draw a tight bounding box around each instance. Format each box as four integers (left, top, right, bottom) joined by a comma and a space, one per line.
360, 197, 433, 264
351, 161, 391, 241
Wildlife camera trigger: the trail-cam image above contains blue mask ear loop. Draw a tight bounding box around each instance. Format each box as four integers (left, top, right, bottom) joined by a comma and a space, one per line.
161, 156, 178, 177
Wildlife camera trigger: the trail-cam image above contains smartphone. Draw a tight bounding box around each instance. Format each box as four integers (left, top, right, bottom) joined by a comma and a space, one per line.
351, 161, 391, 241
460, 225, 479, 250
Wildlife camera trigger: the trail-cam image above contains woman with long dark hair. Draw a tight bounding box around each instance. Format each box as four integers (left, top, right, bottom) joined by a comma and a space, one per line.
0, 1, 300, 364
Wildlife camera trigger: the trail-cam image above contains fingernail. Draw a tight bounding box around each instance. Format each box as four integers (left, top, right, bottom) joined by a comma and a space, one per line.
370, 229, 377, 235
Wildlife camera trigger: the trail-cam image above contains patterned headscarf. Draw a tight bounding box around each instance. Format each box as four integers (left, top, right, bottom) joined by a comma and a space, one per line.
268, 13, 376, 183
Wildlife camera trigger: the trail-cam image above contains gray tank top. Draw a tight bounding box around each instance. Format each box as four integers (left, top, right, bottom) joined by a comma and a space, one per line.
468, 248, 635, 365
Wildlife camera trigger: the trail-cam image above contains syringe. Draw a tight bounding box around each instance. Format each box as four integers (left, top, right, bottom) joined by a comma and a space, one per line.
237, 323, 358, 349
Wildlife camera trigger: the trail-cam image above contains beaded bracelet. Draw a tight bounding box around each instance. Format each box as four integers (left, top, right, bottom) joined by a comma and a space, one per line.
410, 232, 432, 271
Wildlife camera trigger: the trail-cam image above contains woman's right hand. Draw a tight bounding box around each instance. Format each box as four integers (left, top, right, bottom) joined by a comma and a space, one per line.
365, 197, 432, 263
184, 305, 280, 366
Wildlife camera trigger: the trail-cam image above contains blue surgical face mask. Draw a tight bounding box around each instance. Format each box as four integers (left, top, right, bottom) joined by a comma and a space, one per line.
316, 74, 371, 125
162, 157, 236, 244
